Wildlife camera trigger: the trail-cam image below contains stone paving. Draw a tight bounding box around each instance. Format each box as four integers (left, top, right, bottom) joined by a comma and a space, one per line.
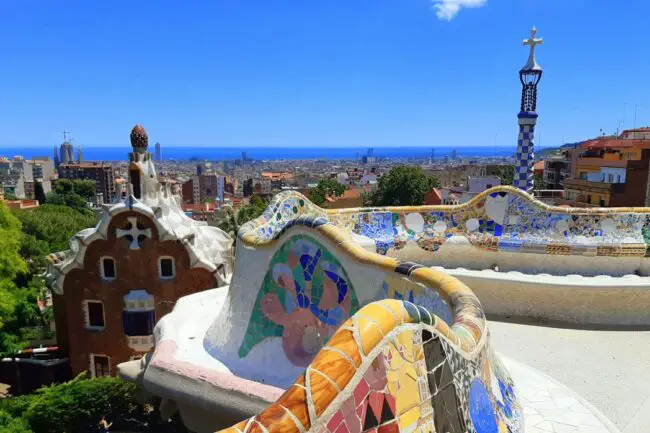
490, 320, 650, 433
503, 356, 618, 433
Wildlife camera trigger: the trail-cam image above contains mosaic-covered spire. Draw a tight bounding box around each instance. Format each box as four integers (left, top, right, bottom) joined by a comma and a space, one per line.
514, 27, 543, 194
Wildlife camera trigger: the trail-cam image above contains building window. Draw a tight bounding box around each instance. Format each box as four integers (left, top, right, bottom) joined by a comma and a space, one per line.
84, 300, 105, 329
159, 257, 176, 280
123, 290, 155, 351
90, 354, 110, 377
100, 257, 116, 280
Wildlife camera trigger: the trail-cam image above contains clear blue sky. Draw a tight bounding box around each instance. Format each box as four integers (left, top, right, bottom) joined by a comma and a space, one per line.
1, 0, 649, 148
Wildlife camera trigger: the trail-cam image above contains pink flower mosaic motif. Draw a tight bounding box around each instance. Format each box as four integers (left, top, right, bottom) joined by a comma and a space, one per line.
239, 235, 359, 366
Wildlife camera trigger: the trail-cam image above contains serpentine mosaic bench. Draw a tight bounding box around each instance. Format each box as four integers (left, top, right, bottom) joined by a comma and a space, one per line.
246, 186, 650, 260
119, 189, 526, 433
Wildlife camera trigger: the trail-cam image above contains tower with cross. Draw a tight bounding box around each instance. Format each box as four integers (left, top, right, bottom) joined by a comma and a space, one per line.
514, 27, 543, 193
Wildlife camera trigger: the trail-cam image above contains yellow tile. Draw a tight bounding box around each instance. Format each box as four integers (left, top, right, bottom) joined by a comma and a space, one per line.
398, 405, 420, 432
360, 319, 385, 356
358, 302, 400, 334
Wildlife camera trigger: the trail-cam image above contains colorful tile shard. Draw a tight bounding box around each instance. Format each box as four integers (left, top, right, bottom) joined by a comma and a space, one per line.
239, 235, 360, 366
241, 186, 650, 258
221, 300, 522, 433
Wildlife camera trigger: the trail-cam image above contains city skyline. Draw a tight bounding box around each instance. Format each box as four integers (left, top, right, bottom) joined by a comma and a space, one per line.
2, 1, 650, 148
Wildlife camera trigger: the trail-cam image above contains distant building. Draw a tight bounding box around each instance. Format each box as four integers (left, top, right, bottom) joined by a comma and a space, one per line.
46, 125, 233, 378
181, 179, 194, 203
542, 151, 570, 189
424, 188, 442, 205
154, 142, 161, 161
425, 165, 486, 188
561, 130, 650, 207
261, 171, 294, 191
77, 146, 83, 163
192, 173, 226, 204
59, 141, 74, 165
0, 156, 35, 199
58, 162, 115, 203
5, 199, 39, 210
324, 188, 366, 209
467, 176, 501, 193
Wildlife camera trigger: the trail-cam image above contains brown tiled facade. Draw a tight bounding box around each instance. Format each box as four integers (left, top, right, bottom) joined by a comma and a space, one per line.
53, 210, 217, 377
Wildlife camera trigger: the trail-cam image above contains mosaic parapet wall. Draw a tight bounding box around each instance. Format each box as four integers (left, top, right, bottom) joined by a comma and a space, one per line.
243, 187, 650, 259
218, 300, 522, 433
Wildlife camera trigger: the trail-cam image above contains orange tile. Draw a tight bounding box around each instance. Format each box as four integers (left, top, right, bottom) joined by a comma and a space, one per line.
309, 368, 343, 417
325, 329, 362, 367
263, 373, 311, 431
359, 318, 385, 356
310, 349, 358, 391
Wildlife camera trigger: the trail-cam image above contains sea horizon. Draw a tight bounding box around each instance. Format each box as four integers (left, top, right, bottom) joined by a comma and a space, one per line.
0, 145, 534, 162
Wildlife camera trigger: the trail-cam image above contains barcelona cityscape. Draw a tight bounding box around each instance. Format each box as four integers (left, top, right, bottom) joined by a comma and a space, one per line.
0, 2, 649, 433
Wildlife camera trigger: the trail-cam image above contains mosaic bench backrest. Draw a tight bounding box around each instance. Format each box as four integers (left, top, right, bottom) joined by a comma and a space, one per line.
218, 299, 523, 433
322, 186, 650, 258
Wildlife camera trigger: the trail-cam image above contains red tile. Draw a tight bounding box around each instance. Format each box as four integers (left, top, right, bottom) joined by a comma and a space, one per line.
327, 410, 344, 432
335, 422, 350, 433
377, 422, 399, 433
354, 379, 370, 405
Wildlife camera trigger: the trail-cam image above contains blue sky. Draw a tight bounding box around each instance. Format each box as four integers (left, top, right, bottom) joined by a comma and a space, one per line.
1, 0, 649, 148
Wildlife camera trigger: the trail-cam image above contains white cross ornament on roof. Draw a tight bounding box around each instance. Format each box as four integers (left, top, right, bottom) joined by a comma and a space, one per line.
522, 26, 543, 71
116, 216, 152, 250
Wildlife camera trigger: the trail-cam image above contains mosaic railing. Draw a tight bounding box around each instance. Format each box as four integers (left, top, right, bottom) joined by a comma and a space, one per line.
218, 299, 522, 433
241, 187, 650, 258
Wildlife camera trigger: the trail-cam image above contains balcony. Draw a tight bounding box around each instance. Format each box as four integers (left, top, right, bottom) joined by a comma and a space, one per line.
576, 157, 627, 168
563, 178, 626, 195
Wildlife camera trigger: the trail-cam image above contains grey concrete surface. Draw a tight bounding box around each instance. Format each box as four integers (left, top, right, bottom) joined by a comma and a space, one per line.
488, 319, 650, 433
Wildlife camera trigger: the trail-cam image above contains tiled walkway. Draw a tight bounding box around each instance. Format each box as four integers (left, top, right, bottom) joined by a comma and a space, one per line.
502, 356, 619, 433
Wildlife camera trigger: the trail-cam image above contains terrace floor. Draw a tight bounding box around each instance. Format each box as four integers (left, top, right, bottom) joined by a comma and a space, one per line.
490, 319, 650, 433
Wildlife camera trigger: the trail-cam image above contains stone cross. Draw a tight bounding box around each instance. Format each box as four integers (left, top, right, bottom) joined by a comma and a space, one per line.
523, 27, 543, 67
116, 217, 152, 250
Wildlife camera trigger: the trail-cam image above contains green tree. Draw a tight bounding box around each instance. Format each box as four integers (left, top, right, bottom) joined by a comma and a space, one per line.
48, 179, 96, 214
533, 173, 548, 189
308, 179, 346, 206
0, 202, 28, 331
3, 193, 18, 201
364, 166, 440, 207
216, 196, 267, 240
53, 179, 74, 195
71, 180, 96, 201
495, 165, 515, 186
0, 409, 32, 433
0, 205, 97, 355
0, 374, 188, 433
16, 205, 97, 262
34, 182, 47, 205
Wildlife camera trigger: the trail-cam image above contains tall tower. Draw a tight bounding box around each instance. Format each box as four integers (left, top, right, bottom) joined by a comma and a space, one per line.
514, 27, 543, 193
154, 142, 161, 161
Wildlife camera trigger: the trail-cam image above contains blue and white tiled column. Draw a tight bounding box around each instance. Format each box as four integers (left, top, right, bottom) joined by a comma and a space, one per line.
514, 112, 538, 193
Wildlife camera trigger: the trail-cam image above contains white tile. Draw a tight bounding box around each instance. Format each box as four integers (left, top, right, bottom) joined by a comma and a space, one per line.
529, 400, 560, 411
553, 397, 581, 409
536, 420, 555, 432
576, 426, 611, 433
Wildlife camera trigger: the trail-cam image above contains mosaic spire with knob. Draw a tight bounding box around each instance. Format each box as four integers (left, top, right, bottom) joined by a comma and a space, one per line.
513, 27, 543, 193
